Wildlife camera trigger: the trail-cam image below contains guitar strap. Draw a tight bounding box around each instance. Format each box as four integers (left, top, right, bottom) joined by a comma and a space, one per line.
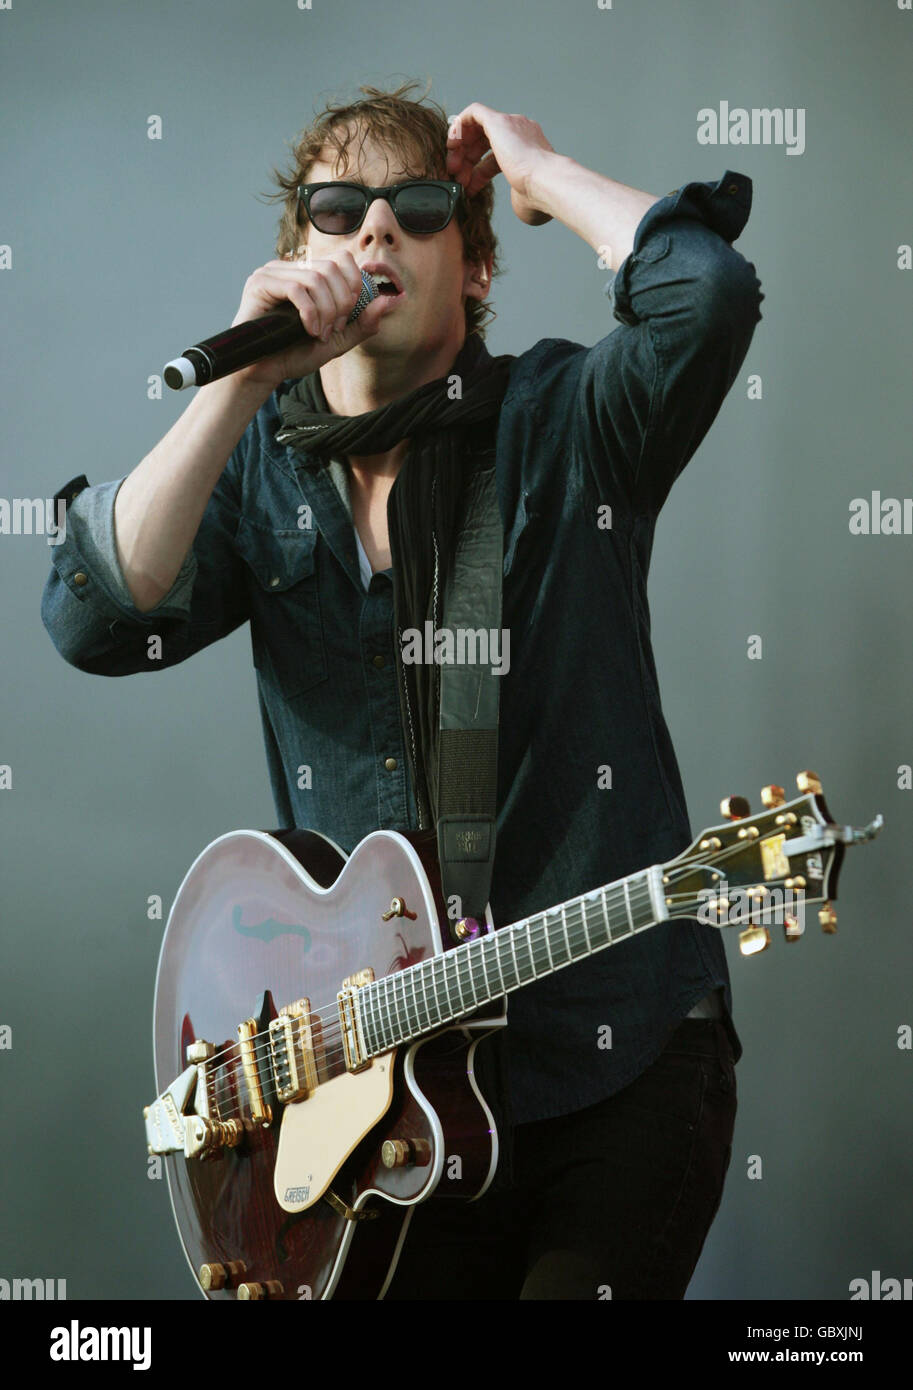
435, 454, 502, 938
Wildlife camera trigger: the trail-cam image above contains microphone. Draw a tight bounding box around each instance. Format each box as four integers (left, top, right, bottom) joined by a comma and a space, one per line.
163, 269, 378, 390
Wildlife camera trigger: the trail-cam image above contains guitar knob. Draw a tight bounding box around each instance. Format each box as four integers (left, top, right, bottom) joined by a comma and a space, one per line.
199, 1259, 245, 1291
761, 785, 786, 808
738, 927, 770, 956
237, 1280, 284, 1300
818, 902, 838, 933
721, 796, 751, 821
186, 1039, 215, 1063
382, 1138, 432, 1169
796, 770, 822, 795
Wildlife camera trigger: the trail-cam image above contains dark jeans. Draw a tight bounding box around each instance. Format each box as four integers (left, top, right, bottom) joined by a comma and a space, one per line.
384, 1017, 737, 1300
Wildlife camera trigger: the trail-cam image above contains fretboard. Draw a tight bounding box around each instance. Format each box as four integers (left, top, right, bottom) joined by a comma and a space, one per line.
358, 866, 667, 1056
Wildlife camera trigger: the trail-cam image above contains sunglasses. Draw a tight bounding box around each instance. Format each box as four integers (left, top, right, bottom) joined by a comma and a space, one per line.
297, 180, 463, 235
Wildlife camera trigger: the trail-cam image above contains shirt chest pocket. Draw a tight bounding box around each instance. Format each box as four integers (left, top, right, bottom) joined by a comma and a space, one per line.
238, 518, 327, 699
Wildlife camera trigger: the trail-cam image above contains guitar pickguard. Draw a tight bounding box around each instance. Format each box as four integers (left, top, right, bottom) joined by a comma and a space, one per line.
273, 1055, 396, 1212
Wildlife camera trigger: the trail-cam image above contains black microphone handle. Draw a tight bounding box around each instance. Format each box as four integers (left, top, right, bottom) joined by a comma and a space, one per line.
163, 270, 377, 391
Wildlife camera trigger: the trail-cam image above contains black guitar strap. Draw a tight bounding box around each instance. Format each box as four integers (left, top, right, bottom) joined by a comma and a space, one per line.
435, 456, 502, 937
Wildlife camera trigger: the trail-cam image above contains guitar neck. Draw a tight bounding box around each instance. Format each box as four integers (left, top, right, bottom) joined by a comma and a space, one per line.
359, 865, 669, 1056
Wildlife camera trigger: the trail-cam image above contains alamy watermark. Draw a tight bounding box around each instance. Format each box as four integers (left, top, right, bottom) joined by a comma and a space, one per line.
400, 622, 510, 676
0, 497, 66, 544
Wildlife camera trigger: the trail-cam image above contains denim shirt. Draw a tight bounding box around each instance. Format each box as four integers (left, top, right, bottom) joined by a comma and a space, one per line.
41, 169, 763, 1125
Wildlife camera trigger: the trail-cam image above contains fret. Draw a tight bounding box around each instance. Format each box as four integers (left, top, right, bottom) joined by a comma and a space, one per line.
404, 970, 421, 1036
469, 940, 489, 1003
553, 904, 571, 966
416, 961, 431, 1031
394, 972, 410, 1040
603, 884, 627, 943
600, 886, 611, 945
388, 974, 404, 1042
578, 898, 592, 954
492, 934, 507, 996
443, 950, 463, 1017
499, 930, 520, 992
538, 914, 555, 971
428, 956, 445, 1025
623, 878, 635, 935
383, 974, 398, 1043
456, 943, 478, 1007
514, 921, 535, 983
362, 986, 377, 1054
480, 935, 500, 998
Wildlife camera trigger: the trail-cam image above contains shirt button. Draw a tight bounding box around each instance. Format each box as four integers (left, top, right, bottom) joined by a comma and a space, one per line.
727, 183, 739, 195
73, 572, 88, 586
384, 757, 397, 771
269, 575, 281, 587
372, 654, 385, 668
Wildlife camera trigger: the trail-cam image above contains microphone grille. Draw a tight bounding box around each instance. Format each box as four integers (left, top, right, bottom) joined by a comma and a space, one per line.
350, 270, 378, 323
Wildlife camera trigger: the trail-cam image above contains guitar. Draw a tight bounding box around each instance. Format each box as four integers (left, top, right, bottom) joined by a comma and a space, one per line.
144, 771, 882, 1300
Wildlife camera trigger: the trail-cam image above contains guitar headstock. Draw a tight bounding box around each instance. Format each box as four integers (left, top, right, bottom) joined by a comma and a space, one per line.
662, 772, 883, 954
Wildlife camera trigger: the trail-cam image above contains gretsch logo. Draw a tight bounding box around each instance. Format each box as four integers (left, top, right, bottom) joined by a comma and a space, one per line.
285, 1186, 310, 1203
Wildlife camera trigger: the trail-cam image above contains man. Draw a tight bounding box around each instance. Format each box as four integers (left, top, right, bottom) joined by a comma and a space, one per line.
41, 80, 763, 1299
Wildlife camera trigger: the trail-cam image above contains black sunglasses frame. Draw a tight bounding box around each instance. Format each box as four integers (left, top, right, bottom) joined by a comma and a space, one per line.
296, 180, 463, 234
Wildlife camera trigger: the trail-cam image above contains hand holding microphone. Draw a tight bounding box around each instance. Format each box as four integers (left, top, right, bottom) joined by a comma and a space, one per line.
163, 251, 397, 392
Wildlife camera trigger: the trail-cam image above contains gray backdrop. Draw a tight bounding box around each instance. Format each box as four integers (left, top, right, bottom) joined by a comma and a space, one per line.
2, 0, 910, 1301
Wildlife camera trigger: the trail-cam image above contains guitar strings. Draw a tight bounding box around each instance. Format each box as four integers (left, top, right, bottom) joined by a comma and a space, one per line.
165, 830, 788, 1130
182, 880, 661, 1127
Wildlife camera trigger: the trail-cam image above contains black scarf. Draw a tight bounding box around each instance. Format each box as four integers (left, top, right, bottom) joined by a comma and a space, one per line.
274, 331, 515, 829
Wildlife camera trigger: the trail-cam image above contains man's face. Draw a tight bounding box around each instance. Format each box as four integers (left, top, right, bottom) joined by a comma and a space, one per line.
298, 129, 490, 357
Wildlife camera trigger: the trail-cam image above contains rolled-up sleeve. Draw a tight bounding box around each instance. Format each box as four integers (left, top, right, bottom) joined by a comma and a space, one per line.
555, 169, 764, 518
40, 454, 249, 675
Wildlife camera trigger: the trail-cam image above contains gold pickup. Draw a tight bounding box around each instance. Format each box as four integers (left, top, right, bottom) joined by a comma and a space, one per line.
268, 998, 318, 1104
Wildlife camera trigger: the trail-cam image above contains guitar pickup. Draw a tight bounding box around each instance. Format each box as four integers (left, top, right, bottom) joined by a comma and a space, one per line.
268, 998, 318, 1104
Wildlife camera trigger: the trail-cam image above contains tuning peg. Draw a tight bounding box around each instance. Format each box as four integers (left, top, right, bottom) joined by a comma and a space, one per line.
796, 770, 822, 795
739, 926, 770, 956
761, 784, 785, 808
720, 795, 751, 820
783, 912, 804, 942
818, 902, 837, 933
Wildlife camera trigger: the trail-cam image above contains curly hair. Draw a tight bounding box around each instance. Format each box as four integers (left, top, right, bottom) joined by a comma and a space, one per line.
260, 77, 500, 339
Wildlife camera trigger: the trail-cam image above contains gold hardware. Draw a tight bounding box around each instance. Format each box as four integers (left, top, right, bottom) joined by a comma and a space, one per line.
797, 770, 822, 795
323, 1188, 379, 1222
818, 902, 838, 933
237, 1280, 284, 1300
341, 967, 375, 990
760, 833, 789, 880
238, 1019, 272, 1127
721, 796, 750, 820
337, 985, 371, 1073
269, 998, 318, 1104
739, 926, 771, 955
186, 1039, 215, 1063
453, 918, 480, 940
699, 836, 723, 851
761, 784, 786, 808
775, 811, 798, 825
381, 1138, 432, 1169
381, 897, 417, 921
785, 876, 806, 889
737, 825, 760, 839
783, 913, 803, 942
199, 1260, 245, 1292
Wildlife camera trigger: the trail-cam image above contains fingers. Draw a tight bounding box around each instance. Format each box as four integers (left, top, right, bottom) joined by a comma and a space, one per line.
263, 252, 365, 340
